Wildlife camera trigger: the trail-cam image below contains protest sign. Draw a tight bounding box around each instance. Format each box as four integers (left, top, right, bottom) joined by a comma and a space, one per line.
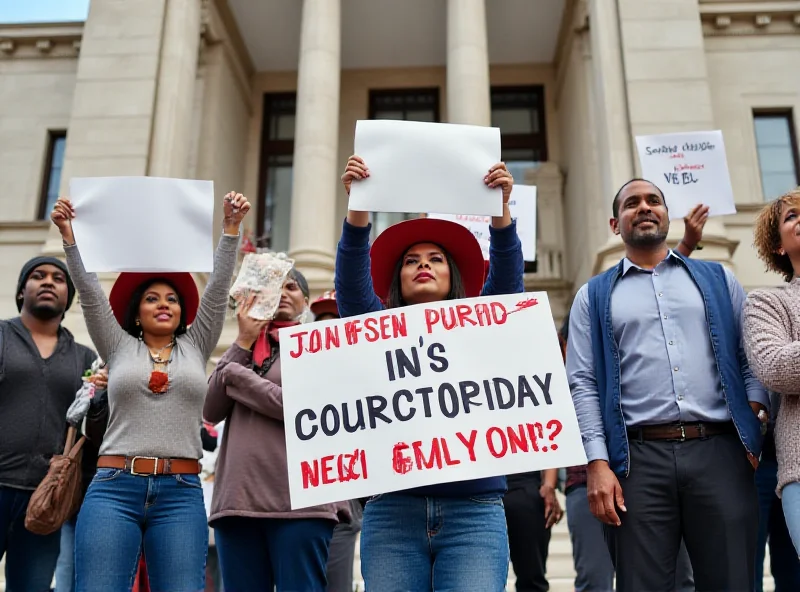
70, 176, 214, 272
429, 185, 537, 261
348, 119, 503, 217
635, 130, 736, 219
279, 292, 586, 509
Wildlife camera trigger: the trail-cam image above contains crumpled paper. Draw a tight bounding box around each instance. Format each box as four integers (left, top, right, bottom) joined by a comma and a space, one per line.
229, 252, 294, 320
67, 358, 103, 427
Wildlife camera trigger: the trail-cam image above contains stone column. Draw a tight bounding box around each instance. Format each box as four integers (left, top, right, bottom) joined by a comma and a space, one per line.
446, 0, 491, 126
148, 0, 202, 178
287, 0, 341, 290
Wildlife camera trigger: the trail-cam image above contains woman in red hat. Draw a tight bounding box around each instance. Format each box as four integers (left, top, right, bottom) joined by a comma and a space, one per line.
50, 192, 250, 592
335, 155, 523, 592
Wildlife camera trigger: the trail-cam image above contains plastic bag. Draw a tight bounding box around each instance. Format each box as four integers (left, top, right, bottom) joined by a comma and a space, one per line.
229, 252, 294, 320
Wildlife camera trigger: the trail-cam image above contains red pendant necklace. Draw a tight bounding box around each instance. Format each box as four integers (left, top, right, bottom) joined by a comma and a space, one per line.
147, 339, 175, 394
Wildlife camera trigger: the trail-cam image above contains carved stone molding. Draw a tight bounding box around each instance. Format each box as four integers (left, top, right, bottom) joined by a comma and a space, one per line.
0, 23, 83, 59
699, 1, 800, 36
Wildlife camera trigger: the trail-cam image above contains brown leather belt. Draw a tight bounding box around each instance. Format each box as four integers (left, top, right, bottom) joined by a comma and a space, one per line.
97, 455, 201, 476
627, 421, 737, 442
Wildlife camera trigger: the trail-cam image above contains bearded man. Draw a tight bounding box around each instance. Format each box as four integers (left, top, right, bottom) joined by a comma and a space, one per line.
566, 179, 767, 591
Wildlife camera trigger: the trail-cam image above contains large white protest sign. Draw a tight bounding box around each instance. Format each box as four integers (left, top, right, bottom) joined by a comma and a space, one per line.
70, 177, 215, 272
429, 185, 537, 261
635, 130, 736, 220
279, 292, 586, 509
348, 119, 503, 217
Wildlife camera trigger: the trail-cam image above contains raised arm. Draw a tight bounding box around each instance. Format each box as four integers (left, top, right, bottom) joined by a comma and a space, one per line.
337, 155, 384, 317
743, 288, 800, 395
482, 222, 523, 296
52, 198, 126, 362
187, 191, 250, 361
676, 204, 709, 257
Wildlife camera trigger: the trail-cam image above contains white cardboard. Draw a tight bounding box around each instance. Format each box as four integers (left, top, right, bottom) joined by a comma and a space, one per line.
348, 119, 503, 216
69, 176, 215, 272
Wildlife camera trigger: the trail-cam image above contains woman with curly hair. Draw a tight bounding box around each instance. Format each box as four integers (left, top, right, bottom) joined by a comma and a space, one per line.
743, 187, 800, 556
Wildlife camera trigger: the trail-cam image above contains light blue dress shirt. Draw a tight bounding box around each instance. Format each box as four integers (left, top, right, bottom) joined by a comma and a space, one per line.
567, 251, 769, 463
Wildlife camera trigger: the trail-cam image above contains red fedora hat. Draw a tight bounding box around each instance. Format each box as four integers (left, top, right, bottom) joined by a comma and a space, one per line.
370, 218, 485, 302
109, 272, 200, 327
311, 290, 339, 318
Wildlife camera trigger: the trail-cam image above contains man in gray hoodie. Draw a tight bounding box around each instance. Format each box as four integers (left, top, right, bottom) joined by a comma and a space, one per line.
0, 256, 96, 591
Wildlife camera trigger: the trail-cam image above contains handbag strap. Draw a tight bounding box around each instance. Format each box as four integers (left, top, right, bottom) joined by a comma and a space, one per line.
67, 435, 87, 460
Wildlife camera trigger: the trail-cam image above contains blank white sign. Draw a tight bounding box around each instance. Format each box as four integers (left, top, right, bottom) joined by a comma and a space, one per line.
69, 176, 215, 273
348, 119, 503, 216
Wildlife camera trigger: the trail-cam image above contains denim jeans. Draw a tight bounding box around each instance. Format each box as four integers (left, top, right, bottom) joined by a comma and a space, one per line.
781, 482, 800, 556
0, 485, 61, 592
75, 468, 208, 592
360, 493, 510, 592
755, 454, 800, 592
55, 515, 77, 592
214, 516, 335, 592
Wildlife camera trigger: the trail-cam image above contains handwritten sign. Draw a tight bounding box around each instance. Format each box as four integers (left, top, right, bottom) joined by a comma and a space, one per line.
348, 119, 503, 216
279, 293, 586, 509
428, 185, 537, 261
635, 130, 736, 220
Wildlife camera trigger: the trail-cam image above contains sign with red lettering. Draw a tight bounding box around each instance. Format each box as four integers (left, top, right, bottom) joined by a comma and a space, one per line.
635, 130, 736, 219
428, 185, 537, 261
279, 292, 586, 509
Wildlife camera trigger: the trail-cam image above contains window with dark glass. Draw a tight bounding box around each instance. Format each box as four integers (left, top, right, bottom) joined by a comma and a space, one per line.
257, 93, 296, 252
368, 88, 440, 236
753, 111, 800, 201
491, 86, 547, 272
38, 131, 67, 219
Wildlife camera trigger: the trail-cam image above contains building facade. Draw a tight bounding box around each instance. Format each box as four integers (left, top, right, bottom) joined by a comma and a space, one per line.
0, 0, 799, 359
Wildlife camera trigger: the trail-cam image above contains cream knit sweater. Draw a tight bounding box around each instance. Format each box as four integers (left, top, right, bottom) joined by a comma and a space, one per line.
743, 278, 800, 495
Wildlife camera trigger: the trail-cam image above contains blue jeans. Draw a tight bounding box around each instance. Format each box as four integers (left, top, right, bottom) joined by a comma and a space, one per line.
781, 482, 800, 555
75, 468, 208, 592
360, 493, 510, 592
755, 455, 800, 592
55, 516, 77, 592
0, 485, 61, 592
214, 516, 335, 592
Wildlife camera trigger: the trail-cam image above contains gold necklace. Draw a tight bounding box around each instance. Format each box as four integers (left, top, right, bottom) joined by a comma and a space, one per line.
146, 338, 175, 394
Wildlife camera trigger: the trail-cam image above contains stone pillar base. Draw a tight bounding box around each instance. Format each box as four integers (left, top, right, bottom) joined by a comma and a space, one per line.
288, 247, 336, 293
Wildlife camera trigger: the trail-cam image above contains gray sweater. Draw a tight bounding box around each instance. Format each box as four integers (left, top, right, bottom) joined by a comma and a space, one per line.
743, 278, 800, 496
64, 234, 238, 459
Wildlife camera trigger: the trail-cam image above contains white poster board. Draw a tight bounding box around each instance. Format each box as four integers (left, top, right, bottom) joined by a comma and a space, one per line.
348, 119, 503, 217
69, 176, 215, 272
280, 292, 586, 509
635, 130, 736, 220
429, 185, 537, 261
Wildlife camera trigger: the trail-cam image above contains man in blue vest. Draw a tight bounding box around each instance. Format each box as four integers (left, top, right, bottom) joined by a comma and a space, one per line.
566, 179, 768, 591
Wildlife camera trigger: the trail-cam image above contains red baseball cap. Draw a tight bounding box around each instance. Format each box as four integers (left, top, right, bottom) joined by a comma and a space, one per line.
370, 218, 485, 302
109, 272, 200, 327
311, 290, 339, 318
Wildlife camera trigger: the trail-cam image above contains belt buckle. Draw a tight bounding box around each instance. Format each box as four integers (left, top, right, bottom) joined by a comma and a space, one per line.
679, 424, 686, 442
130, 456, 159, 476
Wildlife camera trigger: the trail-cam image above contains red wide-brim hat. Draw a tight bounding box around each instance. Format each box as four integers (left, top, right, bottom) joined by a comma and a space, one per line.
370, 218, 485, 302
311, 297, 338, 317
109, 272, 200, 327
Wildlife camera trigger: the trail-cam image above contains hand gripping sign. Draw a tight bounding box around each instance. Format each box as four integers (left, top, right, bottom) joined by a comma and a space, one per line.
279, 292, 586, 509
